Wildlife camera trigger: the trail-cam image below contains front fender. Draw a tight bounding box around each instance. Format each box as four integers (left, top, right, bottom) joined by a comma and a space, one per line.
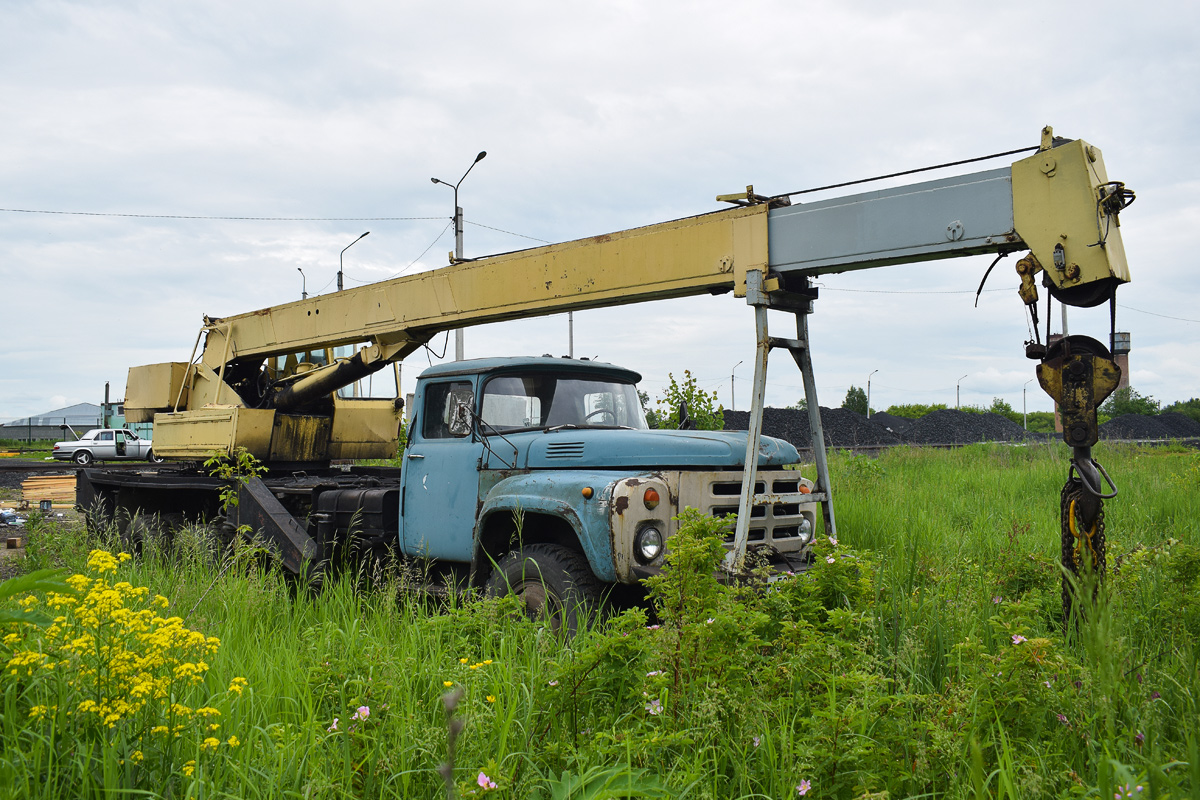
476, 470, 647, 583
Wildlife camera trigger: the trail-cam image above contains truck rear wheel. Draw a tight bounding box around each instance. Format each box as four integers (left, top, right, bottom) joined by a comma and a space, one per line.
484, 544, 601, 635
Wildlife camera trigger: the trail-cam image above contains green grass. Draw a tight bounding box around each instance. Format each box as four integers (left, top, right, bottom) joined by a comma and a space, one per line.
0, 437, 55, 457
2, 443, 1199, 798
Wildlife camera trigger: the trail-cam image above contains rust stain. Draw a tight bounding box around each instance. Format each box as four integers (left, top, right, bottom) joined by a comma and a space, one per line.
613, 496, 629, 515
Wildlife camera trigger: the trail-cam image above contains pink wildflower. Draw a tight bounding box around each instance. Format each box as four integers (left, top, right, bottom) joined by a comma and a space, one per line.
798, 779, 811, 795
351, 705, 369, 721
825, 556, 836, 564
327, 718, 339, 732
1012, 634, 1027, 645
477, 771, 497, 790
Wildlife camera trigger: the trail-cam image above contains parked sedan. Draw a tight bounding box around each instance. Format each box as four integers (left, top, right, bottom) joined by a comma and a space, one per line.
51, 429, 164, 466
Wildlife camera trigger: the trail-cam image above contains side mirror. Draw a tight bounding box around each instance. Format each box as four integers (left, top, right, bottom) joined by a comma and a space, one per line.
677, 399, 696, 430
449, 399, 475, 437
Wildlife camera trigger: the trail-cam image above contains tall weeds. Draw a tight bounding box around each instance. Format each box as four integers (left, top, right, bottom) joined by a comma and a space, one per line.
0, 443, 1196, 798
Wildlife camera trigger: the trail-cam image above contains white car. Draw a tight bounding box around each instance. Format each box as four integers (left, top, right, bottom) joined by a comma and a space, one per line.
51, 429, 164, 466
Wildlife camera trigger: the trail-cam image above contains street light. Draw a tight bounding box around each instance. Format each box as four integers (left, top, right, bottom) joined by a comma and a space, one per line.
1024, 377, 1035, 430
297, 267, 307, 300
432, 150, 488, 361
867, 369, 878, 417
338, 231, 370, 292
957, 374, 969, 409
731, 360, 743, 411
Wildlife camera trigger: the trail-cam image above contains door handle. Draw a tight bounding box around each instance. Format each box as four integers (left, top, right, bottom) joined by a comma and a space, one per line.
407, 453, 425, 459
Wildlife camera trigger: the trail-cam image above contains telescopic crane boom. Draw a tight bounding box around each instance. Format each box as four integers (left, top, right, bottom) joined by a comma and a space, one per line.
125, 126, 1133, 594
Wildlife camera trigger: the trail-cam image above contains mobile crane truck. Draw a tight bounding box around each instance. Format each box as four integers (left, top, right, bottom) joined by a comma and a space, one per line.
78, 126, 1133, 627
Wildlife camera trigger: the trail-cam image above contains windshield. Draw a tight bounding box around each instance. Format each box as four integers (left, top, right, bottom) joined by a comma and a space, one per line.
480, 373, 647, 431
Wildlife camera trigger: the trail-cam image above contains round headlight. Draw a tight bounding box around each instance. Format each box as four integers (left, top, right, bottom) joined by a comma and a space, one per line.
797, 516, 813, 544
635, 525, 664, 564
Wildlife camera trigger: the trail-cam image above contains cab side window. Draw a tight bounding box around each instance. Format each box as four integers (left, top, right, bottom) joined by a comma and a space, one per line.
422, 381, 474, 439
99, 431, 114, 441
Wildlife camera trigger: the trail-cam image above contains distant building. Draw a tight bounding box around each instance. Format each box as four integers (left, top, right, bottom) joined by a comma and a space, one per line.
2, 401, 151, 441
2, 403, 105, 440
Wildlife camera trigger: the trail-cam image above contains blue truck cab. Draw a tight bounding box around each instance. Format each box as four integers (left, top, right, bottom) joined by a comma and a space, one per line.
399, 356, 818, 621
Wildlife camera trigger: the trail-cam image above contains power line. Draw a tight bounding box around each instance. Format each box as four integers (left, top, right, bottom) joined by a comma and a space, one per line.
386, 221, 454, 280
1117, 303, 1199, 324
0, 207, 442, 221
817, 285, 1011, 295
466, 220, 551, 243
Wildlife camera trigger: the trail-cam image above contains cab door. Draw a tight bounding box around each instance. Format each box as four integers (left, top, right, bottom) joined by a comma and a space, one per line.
400, 380, 483, 562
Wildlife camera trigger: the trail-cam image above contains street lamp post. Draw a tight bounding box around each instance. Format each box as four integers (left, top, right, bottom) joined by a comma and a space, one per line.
957, 374, 968, 410
338, 231, 370, 292
432, 151, 488, 360
731, 360, 742, 411
297, 268, 307, 300
1024, 378, 1035, 430
867, 369, 878, 417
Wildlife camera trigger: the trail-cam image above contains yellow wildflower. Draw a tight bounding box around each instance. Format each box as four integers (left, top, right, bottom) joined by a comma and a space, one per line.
182, 760, 195, 777
87, 550, 120, 574
227, 735, 240, 747
483, 659, 493, 665
3, 633, 21, 647
443, 681, 454, 687
130, 750, 144, 763
459, 657, 469, 664
196, 706, 221, 717
486, 695, 496, 703
154, 595, 170, 608
201, 737, 220, 751
228, 676, 248, 695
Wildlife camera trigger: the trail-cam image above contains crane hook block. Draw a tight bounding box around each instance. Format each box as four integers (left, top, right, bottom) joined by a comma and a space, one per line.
1036, 335, 1121, 448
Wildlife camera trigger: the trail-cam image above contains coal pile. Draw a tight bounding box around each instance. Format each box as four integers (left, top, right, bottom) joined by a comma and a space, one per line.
724, 407, 903, 449
899, 409, 1043, 445
1157, 412, 1200, 438
1100, 413, 1200, 440
867, 412, 914, 435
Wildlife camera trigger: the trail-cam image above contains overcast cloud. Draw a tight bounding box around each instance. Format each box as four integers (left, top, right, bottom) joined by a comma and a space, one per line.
2, 0, 1196, 423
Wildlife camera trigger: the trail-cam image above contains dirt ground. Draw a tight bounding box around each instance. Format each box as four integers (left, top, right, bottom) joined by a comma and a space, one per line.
0, 476, 80, 580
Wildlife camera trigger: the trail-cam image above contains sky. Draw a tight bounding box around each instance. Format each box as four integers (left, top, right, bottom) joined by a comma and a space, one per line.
2, 0, 1197, 424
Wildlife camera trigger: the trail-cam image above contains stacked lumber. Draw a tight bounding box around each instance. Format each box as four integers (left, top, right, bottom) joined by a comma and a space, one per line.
21, 475, 76, 507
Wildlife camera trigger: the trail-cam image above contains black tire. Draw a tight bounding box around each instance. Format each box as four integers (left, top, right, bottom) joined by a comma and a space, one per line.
147, 450, 165, 464
73, 450, 94, 466
483, 543, 602, 634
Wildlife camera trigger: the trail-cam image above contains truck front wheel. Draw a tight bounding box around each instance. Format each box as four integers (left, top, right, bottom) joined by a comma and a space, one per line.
484, 544, 601, 634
